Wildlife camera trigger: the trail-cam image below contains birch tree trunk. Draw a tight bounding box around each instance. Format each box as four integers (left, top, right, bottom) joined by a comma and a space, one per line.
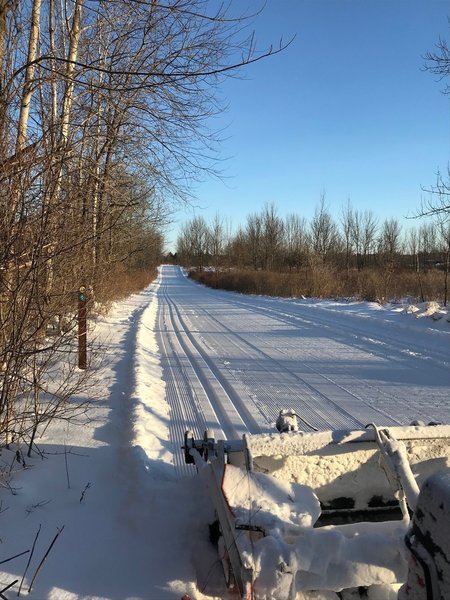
48, 0, 58, 148
16, 0, 42, 152
0, 0, 12, 138
60, 0, 83, 146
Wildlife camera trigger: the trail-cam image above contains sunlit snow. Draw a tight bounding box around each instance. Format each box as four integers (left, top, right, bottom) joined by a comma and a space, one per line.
0, 265, 449, 599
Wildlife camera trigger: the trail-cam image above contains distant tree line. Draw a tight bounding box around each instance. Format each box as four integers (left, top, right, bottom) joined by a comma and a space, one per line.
176, 200, 450, 304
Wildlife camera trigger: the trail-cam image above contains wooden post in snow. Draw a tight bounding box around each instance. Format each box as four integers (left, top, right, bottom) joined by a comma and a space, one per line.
78, 285, 87, 370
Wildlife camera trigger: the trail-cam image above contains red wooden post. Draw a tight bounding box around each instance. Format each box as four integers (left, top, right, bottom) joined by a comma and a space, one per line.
78, 285, 87, 370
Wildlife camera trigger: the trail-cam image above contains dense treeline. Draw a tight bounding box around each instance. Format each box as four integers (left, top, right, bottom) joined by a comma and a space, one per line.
0, 1, 274, 450
176, 201, 450, 304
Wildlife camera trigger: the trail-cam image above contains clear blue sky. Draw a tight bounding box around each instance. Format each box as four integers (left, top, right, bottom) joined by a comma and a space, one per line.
167, 0, 450, 251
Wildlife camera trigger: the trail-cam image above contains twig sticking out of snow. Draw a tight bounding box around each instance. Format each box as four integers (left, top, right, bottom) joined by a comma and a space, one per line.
0, 579, 18, 600
28, 526, 64, 594
0, 550, 29, 566
0, 479, 19, 495
79, 482, 91, 503
15, 451, 26, 468
64, 442, 70, 489
25, 500, 51, 517
18, 524, 41, 597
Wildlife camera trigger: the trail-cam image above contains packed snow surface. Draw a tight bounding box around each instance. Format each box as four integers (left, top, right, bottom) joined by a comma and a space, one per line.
0, 265, 449, 599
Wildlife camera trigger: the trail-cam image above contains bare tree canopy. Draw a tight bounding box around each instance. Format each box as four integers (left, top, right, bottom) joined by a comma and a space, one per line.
420, 171, 450, 220
425, 35, 450, 92
422, 30, 450, 219
0, 0, 285, 447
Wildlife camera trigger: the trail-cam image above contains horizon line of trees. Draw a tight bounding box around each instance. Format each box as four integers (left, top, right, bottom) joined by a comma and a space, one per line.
175, 199, 450, 304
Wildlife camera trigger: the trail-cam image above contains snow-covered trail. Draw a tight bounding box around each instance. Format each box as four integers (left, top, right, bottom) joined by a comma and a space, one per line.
157, 265, 450, 474
1, 266, 449, 600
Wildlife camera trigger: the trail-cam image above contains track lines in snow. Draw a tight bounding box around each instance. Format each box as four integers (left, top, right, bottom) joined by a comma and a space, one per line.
155, 267, 450, 462
186, 304, 368, 431
164, 295, 260, 437
225, 294, 449, 370
157, 296, 210, 477
157, 283, 260, 478
160, 273, 387, 435
235, 302, 447, 426
198, 293, 445, 427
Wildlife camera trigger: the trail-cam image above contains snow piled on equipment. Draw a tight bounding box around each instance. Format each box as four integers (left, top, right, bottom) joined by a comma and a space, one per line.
220, 463, 408, 599
222, 464, 321, 531
250, 520, 407, 598
242, 427, 450, 510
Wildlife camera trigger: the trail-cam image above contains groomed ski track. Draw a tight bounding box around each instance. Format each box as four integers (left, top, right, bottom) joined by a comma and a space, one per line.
154, 265, 450, 477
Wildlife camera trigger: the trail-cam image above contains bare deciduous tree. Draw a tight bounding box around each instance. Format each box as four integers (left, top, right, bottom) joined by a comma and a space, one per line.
360, 210, 378, 269
420, 171, 450, 220
408, 228, 425, 302
310, 195, 340, 263
245, 213, 264, 271
283, 213, 309, 272
1, 0, 284, 448
341, 200, 354, 275
421, 36, 450, 219
261, 203, 284, 271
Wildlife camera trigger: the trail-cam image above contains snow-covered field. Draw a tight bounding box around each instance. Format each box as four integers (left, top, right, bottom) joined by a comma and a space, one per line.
1, 265, 449, 599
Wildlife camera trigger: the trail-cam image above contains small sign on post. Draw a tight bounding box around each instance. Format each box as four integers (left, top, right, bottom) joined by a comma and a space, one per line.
78, 285, 87, 370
